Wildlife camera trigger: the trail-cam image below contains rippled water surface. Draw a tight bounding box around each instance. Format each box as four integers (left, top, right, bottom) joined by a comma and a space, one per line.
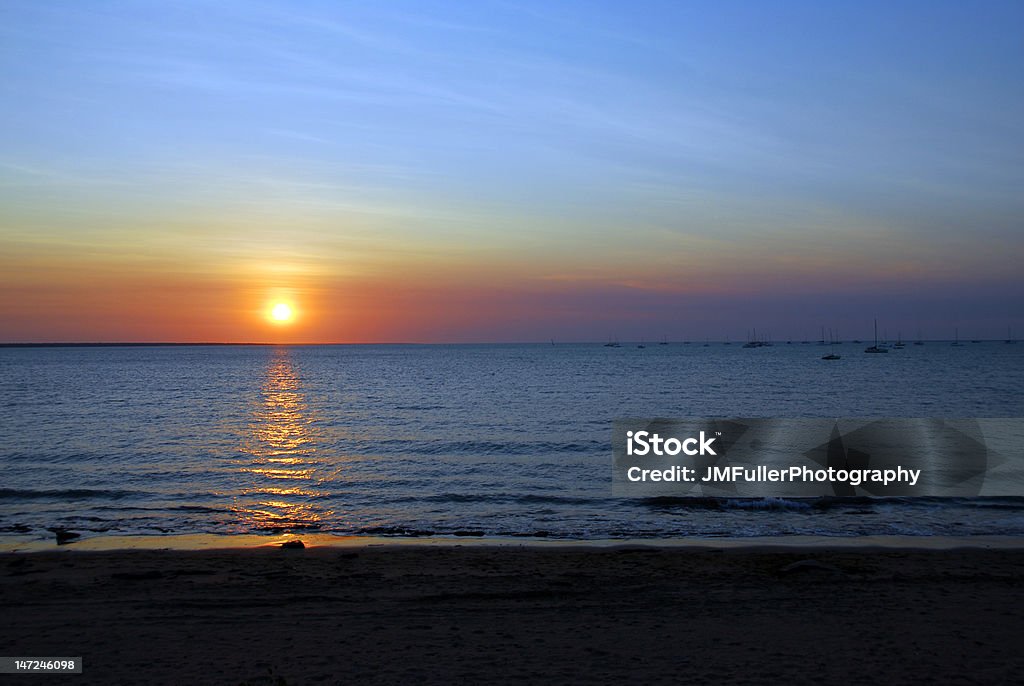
2, 342, 1023, 541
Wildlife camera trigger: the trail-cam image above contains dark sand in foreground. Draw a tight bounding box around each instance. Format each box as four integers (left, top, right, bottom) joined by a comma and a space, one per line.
2, 545, 1022, 685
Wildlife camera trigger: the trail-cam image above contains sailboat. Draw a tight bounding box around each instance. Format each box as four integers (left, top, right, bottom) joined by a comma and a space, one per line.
742, 328, 764, 348
894, 333, 905, 349
822, 328, 841, 360
1005, 326, 1016, 344
951, 328, 962, 346
864, 320, 888, 353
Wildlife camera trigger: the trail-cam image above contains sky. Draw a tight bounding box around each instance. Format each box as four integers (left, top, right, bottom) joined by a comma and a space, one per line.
1, 0, 1022, 343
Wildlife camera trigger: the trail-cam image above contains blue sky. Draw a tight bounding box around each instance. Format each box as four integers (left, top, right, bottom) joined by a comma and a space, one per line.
1, 1, 1022, 341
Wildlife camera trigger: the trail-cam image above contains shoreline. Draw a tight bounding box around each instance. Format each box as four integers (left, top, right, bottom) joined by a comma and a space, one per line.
3, 532, 1023, 553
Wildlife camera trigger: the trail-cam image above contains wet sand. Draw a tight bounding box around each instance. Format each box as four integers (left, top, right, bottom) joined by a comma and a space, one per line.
2, 545, 1022, 684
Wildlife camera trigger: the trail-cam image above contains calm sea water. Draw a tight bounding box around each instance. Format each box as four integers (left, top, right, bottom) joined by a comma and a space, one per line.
2, 342, 1023, 542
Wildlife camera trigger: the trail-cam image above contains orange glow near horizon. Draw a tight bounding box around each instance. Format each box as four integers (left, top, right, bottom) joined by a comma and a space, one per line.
0, 246, 1019, 344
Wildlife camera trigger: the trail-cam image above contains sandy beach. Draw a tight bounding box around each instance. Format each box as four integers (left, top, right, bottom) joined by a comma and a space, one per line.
2, 543, 1022, 684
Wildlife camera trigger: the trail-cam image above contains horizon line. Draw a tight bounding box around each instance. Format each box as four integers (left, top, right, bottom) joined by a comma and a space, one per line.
1, 339, 1016, 348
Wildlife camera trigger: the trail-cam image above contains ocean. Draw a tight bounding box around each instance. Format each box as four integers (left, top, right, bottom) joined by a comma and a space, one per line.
2, 341, 1023, 543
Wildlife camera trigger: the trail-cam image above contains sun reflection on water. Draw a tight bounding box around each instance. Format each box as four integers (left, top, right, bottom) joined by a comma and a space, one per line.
233, 348, 335, 532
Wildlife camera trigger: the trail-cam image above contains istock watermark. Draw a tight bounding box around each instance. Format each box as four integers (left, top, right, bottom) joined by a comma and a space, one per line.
612, 418, 1024, 498
626, 430, 718, 456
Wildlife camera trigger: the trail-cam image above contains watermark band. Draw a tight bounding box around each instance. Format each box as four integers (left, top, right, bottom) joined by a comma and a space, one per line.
612, 418, 1024, 497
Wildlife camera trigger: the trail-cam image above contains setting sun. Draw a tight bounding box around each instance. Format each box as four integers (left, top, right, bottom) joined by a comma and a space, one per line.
269, 303, 294, 323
